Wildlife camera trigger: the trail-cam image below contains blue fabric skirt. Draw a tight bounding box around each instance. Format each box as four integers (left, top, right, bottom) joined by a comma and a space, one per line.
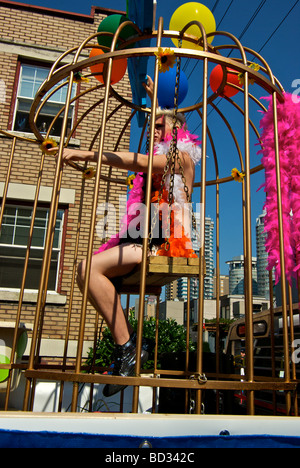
1, 428, 300, 448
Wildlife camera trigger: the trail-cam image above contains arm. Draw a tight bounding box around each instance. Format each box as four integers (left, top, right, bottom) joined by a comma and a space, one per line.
59, 147, 153, 172
48, 146, 193, 175
142, 75, 158, 108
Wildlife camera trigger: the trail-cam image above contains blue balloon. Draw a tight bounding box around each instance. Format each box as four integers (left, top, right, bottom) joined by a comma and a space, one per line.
157, 68, 188, 109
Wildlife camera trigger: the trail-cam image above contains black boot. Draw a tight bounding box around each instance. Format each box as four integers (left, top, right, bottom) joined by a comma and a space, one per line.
131, 332, 155, 354
102, 334, 149, 397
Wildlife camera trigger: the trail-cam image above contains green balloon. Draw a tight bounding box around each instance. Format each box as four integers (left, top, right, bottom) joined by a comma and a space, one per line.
0, 354, 10, 383
97, 14, 136, 50
16, 330, 28, 359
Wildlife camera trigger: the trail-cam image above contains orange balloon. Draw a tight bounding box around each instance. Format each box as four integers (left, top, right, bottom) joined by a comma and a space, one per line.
209, 64, 241, 98
89, 48, 127, 85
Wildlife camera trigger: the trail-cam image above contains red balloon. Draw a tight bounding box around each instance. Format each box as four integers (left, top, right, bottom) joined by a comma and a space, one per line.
209, 64, 241, 97
89, 48, 127, 85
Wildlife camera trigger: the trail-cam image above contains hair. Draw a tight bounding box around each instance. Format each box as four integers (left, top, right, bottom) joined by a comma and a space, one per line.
156, 108, 187, 131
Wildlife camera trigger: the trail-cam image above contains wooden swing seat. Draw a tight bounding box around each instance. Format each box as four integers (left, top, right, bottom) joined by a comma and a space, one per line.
116, 256, 206, 295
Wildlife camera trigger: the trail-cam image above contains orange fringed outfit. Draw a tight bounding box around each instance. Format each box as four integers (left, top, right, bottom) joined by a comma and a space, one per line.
94, 129, 202, 258
150, 175, 197, 258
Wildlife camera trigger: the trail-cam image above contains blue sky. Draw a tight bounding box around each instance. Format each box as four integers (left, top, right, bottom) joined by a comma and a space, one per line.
25, 0, 300, 274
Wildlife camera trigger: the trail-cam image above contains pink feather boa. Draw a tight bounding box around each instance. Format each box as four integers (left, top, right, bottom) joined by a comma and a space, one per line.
94, 128, 201, 255
258, 92, 300, 284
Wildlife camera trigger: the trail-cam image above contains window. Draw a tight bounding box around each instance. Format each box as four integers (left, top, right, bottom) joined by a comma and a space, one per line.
237, 321, 268, 338
0, 204, 65, 291
13, 64, 76, 136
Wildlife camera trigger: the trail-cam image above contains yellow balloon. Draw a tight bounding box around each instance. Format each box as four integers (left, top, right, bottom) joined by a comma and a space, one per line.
169, 2, 216, 50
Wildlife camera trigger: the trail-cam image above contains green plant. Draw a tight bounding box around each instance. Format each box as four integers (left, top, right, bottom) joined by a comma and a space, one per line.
86, 317, 196, 371
86, 326, 115, 369
205, 318, 235, 340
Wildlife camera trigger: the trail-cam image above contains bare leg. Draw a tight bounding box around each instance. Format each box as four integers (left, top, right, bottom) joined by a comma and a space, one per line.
77, 244, 143, 345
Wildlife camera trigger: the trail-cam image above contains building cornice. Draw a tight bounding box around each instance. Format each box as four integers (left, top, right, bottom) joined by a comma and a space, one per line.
0, 1, 126, 23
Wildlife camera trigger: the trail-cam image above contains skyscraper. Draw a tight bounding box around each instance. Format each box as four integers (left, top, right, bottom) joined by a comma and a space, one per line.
203, 216, 215, 299
165, 214, 215, 301
256, 211, 272, 299
226, 255, 258, 296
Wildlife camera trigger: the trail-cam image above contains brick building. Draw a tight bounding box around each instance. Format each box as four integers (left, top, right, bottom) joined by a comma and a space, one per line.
0, 1, 132, 355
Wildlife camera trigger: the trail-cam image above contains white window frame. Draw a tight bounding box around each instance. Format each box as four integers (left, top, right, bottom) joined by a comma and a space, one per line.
0, 203, 65, 295
12, 63, 76, 136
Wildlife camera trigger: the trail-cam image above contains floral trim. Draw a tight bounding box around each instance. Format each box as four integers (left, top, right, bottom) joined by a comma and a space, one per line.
126, 173, 136, 189
73, 72, 90, 83
231, 168, 245, 182
238, 63, 260, 86
155, 47, 176, 73
40, 138, 58, 155
83, 167, 96, 179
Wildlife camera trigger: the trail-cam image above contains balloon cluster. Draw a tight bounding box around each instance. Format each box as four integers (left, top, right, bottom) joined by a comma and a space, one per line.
90, 14, 134, 84
158, 2, 216, 108
209, 65, 241, 98
156, 67, 189, 109
169, 2, 216, 50
90, 3, 243, 99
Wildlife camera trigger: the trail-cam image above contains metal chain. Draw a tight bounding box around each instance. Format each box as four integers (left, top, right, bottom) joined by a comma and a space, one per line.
175, 151, 200, 242
148, 142, 175, 247
148, 37, 200, 250
147, 60, 180, 249
162, 49, 182, 251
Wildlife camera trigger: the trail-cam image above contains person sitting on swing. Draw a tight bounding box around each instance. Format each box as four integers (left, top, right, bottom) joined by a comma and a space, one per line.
49, 76, 201, 397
